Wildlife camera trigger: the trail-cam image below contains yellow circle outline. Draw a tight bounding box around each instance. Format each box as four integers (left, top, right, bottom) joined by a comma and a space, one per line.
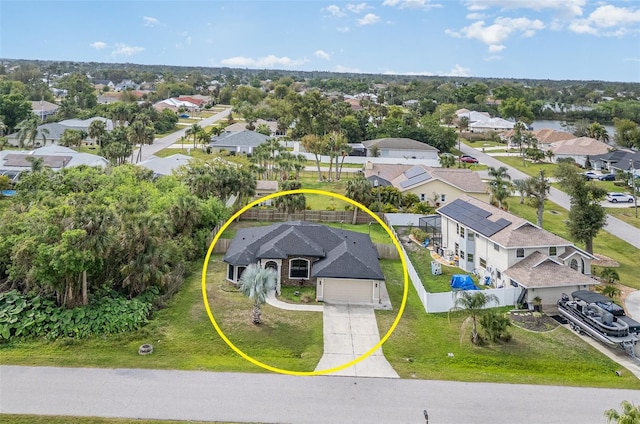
201, 188, 409, 376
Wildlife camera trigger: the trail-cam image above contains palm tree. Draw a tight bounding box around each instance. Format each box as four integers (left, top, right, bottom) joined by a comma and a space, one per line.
88, 120, 107, 148
439, 154, 456, 168
186, 123, 203, 149
345, 176, 373, 224
525, 170, 551, 228
449, 291, 499, 345
604, 400, 640, 424
128, 115, 155, 163
239, 263, 277, 324
545, 149, 554, 163
512, 179, 529, 204
599, 267, 620, 285
16, 116, 49, 149
587, 122, 610, 143
275, 180, 306, 217
488, 166, 511, 182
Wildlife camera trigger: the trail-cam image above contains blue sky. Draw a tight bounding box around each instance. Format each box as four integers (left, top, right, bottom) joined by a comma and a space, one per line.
1, 1, 639, 82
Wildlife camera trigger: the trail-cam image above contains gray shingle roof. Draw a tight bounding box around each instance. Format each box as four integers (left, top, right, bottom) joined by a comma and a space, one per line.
223, 221, 384, 280
362, 138, 439, 151
210, 130, 271, 148
504, 251, 598, 288
138, 154, 192, 176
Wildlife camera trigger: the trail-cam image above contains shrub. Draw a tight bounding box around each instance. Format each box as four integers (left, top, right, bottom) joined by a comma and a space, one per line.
411, 228, 428, 243
480, 310, 512, 343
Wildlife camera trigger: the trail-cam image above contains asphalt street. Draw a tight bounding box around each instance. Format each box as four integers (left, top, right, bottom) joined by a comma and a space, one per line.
2, 365, 637, 424
460, 144, 640, 249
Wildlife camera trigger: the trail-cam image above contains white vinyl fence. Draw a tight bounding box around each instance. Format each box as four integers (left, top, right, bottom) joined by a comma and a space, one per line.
383, 215, 521, 314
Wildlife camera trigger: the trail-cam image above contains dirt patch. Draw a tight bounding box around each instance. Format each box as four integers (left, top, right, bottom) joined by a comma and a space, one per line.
509, 311, 559, 332
592, 253, 620, 267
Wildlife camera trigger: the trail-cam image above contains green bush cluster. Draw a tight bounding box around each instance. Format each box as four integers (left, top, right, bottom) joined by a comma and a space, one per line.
410, 228, 428, 243
0, 289, 156, 341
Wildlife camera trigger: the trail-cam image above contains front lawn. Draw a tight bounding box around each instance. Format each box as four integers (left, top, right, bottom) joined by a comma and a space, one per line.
0, 416, 232, 424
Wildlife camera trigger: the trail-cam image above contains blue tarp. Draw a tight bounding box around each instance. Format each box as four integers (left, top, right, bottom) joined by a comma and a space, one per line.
450, 274, 480, 291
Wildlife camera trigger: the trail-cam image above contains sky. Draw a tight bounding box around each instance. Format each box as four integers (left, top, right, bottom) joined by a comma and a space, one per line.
1, 0, 639, 82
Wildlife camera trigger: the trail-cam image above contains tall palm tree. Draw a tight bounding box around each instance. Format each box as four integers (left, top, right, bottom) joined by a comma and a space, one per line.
488, 166, 511, 182
439, 154, 456, 168
512, 179, 529, 204
345, 176, 373, 224
449, 291, 499, 345
88, 120, 107, 148
239, 263, 277, 324
128, 116, 155, 163
16, 116, 49, 149
186, 123, 203, 149
488, 166, 512, 209
587, 122, 610, 143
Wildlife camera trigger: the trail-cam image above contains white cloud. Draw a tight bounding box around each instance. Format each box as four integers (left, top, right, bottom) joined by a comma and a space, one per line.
90, 41, 107, 50
346, 3, 368, 13
445, 64, 471, 77
466, 12, 486, 20
484, 55, 502, 62
569, 5, 640, 36
464, 0, 585, 17
446, 17, 544, 51
358, 13, 381, 25
315, 50, 331, 61
381, 65, 470, 77
337, 26, 351, 32
111, 43, 145, 57
324, 5, 345, 17
220, 55, 309, 68
383, 0, 440, 10
143, 16, 160, 27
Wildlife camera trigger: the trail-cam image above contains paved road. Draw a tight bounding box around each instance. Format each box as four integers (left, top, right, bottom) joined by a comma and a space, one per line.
133, 108, 232, 163
2, 365, 637, 423
461, 144, 640, 249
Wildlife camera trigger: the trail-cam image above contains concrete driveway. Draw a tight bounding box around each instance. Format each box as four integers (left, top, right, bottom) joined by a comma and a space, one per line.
314, 303, 399, 378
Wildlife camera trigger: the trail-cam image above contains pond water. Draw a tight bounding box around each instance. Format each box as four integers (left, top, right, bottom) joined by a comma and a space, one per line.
531, 119, 616, 138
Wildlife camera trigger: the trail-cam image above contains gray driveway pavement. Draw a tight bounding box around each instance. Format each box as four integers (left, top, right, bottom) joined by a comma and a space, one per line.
314, 303, 399, 378
2, 365, 637, 423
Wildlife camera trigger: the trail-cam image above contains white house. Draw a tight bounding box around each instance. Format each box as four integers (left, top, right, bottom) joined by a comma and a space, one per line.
437, 195, 597, 306
362, 138, 439, 160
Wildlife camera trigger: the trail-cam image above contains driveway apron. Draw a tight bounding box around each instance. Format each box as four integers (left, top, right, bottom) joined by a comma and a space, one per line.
314, 303, 399, 378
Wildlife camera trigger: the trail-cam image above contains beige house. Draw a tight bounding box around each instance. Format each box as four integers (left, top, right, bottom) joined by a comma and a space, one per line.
362, 138, 439, 160
364, 162, 489, 206
437, 195, 597, 306
545, 137, 611, 167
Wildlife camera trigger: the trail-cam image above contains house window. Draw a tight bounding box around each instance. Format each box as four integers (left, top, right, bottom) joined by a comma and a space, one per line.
264, 261, 278, 270
441, 194, 446, 202
227, 264, 235, 280
454, 243, 459, 255
289, 258, 310, 279
493, 242, 499, 251
549, 246, 557, 256
467, 253, 474, 263
237, 266, 246, 281
460, 251, 465, 260
496, 270, 502, 279
570, 258, 578, 271
420, 193, 426, 202
516, 248, 525, 258
510, 279, 518, 287
459, 227, 465, 238
480, 258, 486, 268
468, 231, 474, 241
456, 224, 459, 234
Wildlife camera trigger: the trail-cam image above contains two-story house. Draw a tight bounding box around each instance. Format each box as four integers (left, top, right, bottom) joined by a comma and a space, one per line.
437, 195, 598, 307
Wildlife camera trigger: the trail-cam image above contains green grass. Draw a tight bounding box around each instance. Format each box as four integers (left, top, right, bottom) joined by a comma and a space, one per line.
406, 249, 476, 292
461, 138, 506, 148
605, 206, 640, 229
154, 147, 212, 160
507, 198, 640, 289
494, 156, 557, 178
278, 286, 320, 305
376, 259, 640, 388
0, 415, 235, 424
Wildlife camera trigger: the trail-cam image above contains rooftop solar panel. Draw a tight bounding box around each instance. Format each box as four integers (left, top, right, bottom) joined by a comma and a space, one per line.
404, 166, 426, 179
439, 199, 511, 237
400, 172, 432, 188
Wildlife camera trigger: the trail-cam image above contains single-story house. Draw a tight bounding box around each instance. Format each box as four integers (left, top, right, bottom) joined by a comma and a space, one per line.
469, 117, 515, 133
137, 154, 193, 177
254, 180, 278, 205
223, 119, 285, 137
502, 128, 575, 148
6, 117, 114, 147
153, 98, 199, 113
31, 100, 59, 121
437, 195, 596, 306
591, 149, 640, 172
545, 137, 611, 167
210, 130, 272, 155
455, 109, 491, 124
0, 145, 109, 184
223, 221, 386, 304
362, 138, 439, 160
364, 162, 490, 206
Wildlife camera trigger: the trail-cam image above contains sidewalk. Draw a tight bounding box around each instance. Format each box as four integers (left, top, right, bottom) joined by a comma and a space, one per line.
266, 290, 323, 312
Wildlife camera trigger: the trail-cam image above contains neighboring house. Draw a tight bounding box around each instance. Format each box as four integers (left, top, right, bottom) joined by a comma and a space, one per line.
223, 119, 284, 137
223, 221, 385, 304
502, 128, 574, 148
137, 154, 193, 177
93, 79, 115, 90
153, 98, 199, 112
209, 130, 272, 155
114, 80, 139, 92
545, 137, 610, 167
176, 95, 210, 108
6, 117, 114, 147
343, 97, 362, 111
0, 145, 109, 183
254, 180, 278, 205
362, 138, 439, 160
469, 117, 515, 133
363, 162, 489, 206
437, 195, 596, 306
455, 109, 490, 124
591, 149, 640, 172
30, 100, 59, 121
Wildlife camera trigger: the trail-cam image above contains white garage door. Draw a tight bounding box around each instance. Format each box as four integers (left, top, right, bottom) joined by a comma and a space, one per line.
322, 279, 372, 303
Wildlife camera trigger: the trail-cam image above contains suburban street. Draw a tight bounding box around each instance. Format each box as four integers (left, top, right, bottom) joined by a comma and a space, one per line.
133, 107, 232, 163
460, 143, 640, 250
1, 365, 637, 423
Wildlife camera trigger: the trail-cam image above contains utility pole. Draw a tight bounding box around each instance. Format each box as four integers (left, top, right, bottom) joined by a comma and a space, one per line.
631, 159, 638, 219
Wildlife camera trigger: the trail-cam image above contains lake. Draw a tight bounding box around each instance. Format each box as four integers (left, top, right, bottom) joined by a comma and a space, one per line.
531, 119, 616, 138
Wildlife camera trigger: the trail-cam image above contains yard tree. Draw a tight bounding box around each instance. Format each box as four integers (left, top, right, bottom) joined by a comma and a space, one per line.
59, 128, 83, 148
439, 154, 456, 168
599, 267, 620, 285
345, 176, 373, 224
301, 134, 327, 181
587, 122, 609, 143
16, 115, 49, 148
512, 179, 529, 205
488, 166, 512, 209
449, 291, 499, 345
128, 114, 155, 163
499, 97, 534, 124
88, 119, 107, 148
0, 92, 32, 133
614, 118, 640, 149
525, 170, 551, 228
238, 263, 277, 324
555, 162, 607, 254
275, 180, 306, 216
186, 123, 203, 150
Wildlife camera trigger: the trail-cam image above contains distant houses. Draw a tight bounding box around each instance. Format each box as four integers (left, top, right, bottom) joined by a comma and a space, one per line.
6, 117, 114, 147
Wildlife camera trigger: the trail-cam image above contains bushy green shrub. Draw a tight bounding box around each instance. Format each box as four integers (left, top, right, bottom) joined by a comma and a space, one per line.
0, 289, 157, 341
410, 228, 428, 243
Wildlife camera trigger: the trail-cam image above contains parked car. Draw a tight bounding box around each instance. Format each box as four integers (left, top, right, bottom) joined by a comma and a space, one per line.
179, 113, 190, 118
583, 171, 599, 180
606, 192, 635, 203
597, 173, 615, 181
459, 155, 479, 164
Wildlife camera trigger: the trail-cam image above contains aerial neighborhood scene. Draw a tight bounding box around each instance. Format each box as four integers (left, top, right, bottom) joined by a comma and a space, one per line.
2, 0, 640, 423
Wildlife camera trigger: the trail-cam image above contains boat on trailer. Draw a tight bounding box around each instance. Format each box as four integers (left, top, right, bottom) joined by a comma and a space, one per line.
557, 290, 639, 356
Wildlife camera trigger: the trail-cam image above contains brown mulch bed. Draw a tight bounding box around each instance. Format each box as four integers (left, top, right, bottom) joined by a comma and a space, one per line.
592, 253, 620, 268
509, 311, 559, 332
